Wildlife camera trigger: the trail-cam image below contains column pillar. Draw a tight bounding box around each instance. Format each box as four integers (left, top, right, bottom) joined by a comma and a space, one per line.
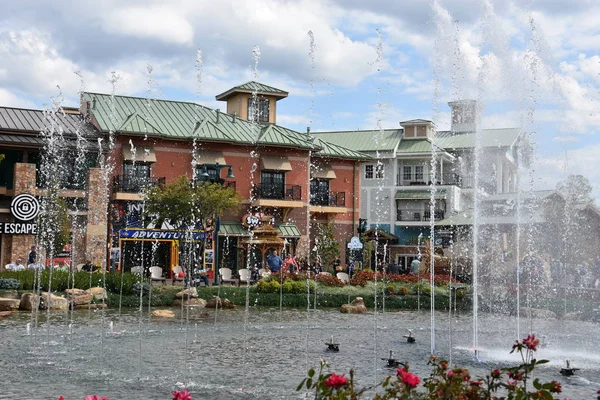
10, 163, 37, 266
85, 168, 109, 267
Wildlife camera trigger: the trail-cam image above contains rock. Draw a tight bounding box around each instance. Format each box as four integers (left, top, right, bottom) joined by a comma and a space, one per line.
205, 296, 236, 309
69, 293, 94, 307
175, 287, 198, 299
0, 297, 20, 311
39, 293, 69, 311
74, 303, 108, 310
173, 298, 207, 308
0, 311, 13, 318
340, 297, 368, 314
563, 312, 582, 321
19, 293, 39, 311
85, 287, 107, 301
520, 307, 557, 320
151, 309, 175, 318
0, 290, 18, 299
65, 288, 86, 296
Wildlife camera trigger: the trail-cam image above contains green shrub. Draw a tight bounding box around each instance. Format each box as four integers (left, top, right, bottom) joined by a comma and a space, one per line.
399, 286, 410, 296
132, 282, 151, 297
385, 284, 397, 295
0, 278, 19, 290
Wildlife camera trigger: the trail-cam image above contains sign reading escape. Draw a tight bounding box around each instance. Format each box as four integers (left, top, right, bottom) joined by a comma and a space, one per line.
0, 222, 37, 235
119, 229, 206, 240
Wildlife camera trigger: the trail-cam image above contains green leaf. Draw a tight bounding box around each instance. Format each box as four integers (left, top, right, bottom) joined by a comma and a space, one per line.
533, 378, 541, 390
306, 378, 313, 388
296, 379, 306, 391
308, 368, 315, 378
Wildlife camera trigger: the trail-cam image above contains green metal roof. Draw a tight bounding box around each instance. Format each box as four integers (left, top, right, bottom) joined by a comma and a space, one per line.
395, 189, 447, 200
312, 129, 402, 152
396, 139, 434, 153
436, 128, 521, 149
215, 81, 288, 101
218, 221, 301, 237
83, 92, 314, 150
313, 137, 371, 160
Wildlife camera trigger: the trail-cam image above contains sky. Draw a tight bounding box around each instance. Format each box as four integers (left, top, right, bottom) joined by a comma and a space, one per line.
0, 0, 599, 199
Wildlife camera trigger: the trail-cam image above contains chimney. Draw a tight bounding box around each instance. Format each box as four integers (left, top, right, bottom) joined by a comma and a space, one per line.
448, 100, 478, 133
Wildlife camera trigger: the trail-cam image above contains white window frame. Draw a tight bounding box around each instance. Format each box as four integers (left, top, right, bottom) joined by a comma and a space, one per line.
375, 164, 384, 179
403, 166, 412, 181
415, 165, 424, 181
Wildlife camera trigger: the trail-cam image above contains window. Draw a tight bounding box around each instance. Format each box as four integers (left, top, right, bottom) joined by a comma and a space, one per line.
310, 179, 330, 206
260, 171, 285, 199
403, 166, 412, 181
365, 165, 374, 179
415, 165, 424, 181
195, 165, 219, 182
375, 164, 384, 179
248, 98, 270, 123
122, 163, 151, 191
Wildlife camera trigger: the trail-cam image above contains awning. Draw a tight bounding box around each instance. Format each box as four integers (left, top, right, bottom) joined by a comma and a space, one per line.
312, 165, 336, 179
261, 155, 292, 171
218, 221, 301, 237
123, 146, 157, 163
195, 150, 225, 165
395, 189, 447, 200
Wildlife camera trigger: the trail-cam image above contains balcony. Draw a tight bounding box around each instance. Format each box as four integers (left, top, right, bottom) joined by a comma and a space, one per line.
396, 209, 445, 222
113, 175, 165, 200
251, 183, 303, 209
310, 191, 345, 207
396, 172, 466, 187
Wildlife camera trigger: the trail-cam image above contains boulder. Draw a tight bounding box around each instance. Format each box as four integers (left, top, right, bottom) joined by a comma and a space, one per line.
205, 296, 236, 309
175, 287, 198, 299
74, 303, 108, 310
0, 297, 20, 311
0, 290, 18, 299
19, 293, 39, 311
0, 311, 13, 318
65, 288, 86, 297
85, 287, 107, 301
151, 309, 175, 318
39, 293, 69, 311
340, 297, 368, 314
520, 307, 557, 320
69, 293, 93, 307
173, 298, 207, 308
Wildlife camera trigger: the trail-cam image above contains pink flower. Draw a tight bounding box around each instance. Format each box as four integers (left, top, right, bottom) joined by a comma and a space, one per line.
397, 368, 420, 389
523, 334, 540, 351
172, 390, 192, 400
84, 396, 107, 400
548, 380, 562, 393
323, 373, 348, 388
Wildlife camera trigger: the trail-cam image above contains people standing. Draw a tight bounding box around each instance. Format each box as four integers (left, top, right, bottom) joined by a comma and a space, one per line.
410, 257, 421, 274
266, 250, 283, 273
26, 245, 37, 267
6, 257, 25, 271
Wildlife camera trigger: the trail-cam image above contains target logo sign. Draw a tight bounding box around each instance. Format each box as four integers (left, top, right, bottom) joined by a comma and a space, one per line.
11, 194, 40, 221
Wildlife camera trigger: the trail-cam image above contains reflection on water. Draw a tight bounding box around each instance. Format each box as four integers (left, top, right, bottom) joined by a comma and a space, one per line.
1, 308, 599, 399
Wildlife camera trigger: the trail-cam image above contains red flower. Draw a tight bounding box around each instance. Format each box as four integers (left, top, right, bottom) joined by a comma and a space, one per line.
523, 334, 540, 351
548, 380, 562, 393
397, 368, 420, 389
323, 373, 348, 388
172, 390, 192, 400
491, 369, 501, 379
84, 396, 107, 400
58, 397, 64, 400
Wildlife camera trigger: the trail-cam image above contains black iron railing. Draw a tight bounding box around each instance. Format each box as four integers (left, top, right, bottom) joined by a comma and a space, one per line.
310, 191, 345, 207
396, 209, 445, 222
253, 183, 301, 201
113, 175, 165, 193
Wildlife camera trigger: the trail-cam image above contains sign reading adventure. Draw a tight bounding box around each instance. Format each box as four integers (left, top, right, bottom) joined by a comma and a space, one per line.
119, 229, 206, 241
0, 194, 39, 235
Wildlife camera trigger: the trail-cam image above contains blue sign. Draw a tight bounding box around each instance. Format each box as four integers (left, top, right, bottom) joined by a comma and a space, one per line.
119, 229, 206, 241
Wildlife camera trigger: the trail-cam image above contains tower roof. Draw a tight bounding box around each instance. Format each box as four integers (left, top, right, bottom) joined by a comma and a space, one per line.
215, 81, 288, 101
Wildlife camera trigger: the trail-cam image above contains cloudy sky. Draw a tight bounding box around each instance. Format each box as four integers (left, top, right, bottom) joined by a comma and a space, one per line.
1, 0, 599, 199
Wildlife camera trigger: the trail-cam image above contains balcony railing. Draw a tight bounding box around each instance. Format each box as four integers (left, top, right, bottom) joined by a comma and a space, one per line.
113, 175, 165, 193
310, 191, 346, 207
253, 183, 301, 201
396, 172, 469, 187
396, 209, 445, 222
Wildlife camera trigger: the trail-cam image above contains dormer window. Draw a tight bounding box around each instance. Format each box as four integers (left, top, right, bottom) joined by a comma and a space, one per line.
248, 98, 269, 123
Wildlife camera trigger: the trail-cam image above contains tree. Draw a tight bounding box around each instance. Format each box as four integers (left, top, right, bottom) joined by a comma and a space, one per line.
38, 195, 70, 257
556, 174, 593, 206
310, 223, 340, 271
145, 176, 242, 231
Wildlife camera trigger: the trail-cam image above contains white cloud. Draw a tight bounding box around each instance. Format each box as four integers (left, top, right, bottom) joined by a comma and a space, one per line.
0, 88, 38, 109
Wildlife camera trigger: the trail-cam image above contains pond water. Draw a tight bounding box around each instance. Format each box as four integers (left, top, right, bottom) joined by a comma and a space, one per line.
1, 307, 599, 399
